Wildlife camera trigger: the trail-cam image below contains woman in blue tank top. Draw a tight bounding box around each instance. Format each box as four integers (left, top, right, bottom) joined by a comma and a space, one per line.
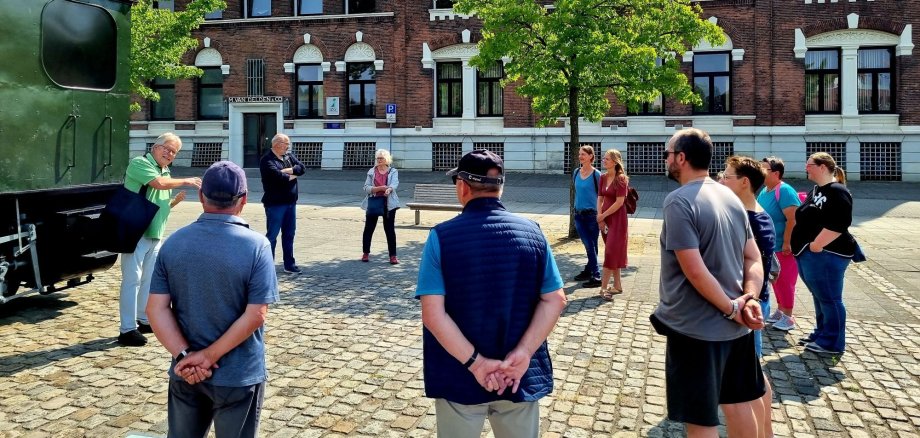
572, 145, 602, 287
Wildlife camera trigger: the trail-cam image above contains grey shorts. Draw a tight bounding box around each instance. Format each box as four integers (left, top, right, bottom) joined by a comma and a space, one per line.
435, 398, 539, 438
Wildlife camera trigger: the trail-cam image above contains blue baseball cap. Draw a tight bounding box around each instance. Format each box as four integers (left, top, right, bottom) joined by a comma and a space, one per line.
201, 161, 247, 202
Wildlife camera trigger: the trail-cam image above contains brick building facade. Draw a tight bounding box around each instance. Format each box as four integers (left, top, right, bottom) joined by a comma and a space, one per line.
131, 0, 919, 180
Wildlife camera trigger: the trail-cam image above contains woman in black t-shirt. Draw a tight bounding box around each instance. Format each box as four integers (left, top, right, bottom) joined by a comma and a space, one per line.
791, 152, 856, 355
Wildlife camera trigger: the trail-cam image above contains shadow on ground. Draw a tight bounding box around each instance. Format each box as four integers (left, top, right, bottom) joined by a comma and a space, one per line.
0, 293, 77, 326
0, 337, 119, 377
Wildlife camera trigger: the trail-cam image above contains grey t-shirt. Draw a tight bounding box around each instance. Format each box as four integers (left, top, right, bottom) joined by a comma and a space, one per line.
654, 179, 752, 342
151, 213, 279, 387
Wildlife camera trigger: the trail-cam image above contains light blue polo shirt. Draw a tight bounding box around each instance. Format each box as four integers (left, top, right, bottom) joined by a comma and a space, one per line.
151, 213, 279, 387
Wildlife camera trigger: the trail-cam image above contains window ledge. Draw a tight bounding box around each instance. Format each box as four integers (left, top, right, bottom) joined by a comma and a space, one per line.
806, 114, 899, 132
429, 8, 472, 21
201, 12, 394, 25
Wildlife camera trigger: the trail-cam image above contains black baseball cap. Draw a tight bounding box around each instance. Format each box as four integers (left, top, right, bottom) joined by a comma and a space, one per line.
446, 149, 505, 185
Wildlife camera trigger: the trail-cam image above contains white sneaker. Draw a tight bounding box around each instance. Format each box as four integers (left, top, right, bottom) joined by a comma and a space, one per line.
766, 309, 785, 323
771, 313, 796, 331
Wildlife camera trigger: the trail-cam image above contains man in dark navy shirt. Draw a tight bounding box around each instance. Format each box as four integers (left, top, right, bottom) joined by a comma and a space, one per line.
415, 150, 567, 437
259, 133, 305, 274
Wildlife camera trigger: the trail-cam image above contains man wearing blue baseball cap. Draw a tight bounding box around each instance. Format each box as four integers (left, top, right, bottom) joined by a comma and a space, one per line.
147, 161, 279, 437
416, 149, 567, 436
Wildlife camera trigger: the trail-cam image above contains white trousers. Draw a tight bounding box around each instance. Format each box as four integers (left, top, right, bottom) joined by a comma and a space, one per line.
119, 237, 161, 333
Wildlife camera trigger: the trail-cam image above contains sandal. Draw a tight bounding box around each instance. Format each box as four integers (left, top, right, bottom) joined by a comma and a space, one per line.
609, 287, 623, 296
600, 286, 614, 301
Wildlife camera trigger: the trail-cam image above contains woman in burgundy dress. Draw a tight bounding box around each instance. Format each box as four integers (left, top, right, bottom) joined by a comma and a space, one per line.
597, 149, 629, 300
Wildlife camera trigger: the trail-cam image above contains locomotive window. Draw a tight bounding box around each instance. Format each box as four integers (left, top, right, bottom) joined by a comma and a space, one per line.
41, 0, 117, 90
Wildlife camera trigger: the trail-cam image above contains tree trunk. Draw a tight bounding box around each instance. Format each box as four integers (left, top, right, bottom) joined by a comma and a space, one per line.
568, 85, 580, 238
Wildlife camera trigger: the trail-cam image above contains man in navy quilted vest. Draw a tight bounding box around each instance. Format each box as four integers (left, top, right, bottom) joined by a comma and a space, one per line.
416, 149, 567, 437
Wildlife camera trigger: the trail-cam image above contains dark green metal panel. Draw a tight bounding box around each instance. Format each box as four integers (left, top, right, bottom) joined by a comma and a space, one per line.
0, 0, 131, 193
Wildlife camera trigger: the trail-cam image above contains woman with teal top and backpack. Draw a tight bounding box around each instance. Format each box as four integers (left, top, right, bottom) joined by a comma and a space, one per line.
757, 156, 802, 332
572, 145, 602, 288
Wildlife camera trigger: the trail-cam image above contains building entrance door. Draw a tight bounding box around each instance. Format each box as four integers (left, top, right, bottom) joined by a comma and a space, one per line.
242, 113, 277, 168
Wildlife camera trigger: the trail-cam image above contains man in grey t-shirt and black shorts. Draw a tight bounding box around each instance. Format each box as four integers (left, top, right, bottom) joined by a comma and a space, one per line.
652, 128, 768, 437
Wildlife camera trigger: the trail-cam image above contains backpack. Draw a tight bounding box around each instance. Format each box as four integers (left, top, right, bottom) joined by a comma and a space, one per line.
625, 186, 639, 214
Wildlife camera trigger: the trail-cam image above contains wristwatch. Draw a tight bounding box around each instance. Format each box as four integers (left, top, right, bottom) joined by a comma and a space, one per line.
464, 350, 479, 369
174, 349, 189, 362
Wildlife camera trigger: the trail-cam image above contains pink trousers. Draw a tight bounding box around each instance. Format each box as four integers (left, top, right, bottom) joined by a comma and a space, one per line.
773, 251, 798, 310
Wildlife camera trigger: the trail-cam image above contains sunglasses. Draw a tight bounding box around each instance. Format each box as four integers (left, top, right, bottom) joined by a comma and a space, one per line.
662, 150, 679, 160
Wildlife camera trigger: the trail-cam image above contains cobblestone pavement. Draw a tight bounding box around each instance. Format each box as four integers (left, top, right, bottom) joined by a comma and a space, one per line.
2, 173, 920, 437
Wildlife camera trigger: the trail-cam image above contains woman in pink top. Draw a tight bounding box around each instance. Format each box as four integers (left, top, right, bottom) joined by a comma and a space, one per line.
597, 149, 629, 300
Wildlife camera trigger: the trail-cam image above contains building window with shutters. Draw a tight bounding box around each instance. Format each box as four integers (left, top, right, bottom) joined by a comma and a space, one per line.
296, 64, 324, 118
692, 52, 730, 114
347, 62, 376, 118
805, 49, 840, 114
198, 67, 224, 119
150, 78, 175, 120
857, 48, 895, 113
477, 62, 503, 117
437, 62, 462, 117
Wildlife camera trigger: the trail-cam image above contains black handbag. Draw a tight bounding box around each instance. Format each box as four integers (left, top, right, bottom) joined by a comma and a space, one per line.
366, 195, 387, 217
99, 184, 161, 253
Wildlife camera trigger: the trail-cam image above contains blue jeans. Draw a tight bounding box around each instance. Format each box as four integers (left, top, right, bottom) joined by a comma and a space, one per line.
573, 213, 600, 279
753, 300, 770, 358
796, 250, 850, 353
265, 203, 296, 269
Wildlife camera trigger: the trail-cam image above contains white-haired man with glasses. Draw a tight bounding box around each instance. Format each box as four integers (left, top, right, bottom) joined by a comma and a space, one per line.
117, 133, 202, 347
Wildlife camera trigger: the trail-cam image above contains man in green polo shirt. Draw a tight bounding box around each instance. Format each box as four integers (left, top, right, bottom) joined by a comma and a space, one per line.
118, 133, 202, 347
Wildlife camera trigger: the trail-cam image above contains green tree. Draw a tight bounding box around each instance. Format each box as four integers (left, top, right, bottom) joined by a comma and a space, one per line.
454, 0, 724, 235
130, 0, 225, 112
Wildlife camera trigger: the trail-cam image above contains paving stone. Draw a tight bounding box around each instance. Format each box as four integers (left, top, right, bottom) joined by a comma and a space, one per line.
2, 192, 920, 435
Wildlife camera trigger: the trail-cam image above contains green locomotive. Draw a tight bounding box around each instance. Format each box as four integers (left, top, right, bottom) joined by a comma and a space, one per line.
0, 0, 133, 302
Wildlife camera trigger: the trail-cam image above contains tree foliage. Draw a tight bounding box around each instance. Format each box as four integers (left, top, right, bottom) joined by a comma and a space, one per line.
455, 0, 724, 125
129, 0, 225, 112
454, 0, 724, 235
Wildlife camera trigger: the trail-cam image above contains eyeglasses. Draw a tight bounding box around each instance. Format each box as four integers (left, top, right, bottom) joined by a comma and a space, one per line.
158, 144, 179, 156
722, 173, 741, 179
662, 150, 678, 160
805, 163, 817, 168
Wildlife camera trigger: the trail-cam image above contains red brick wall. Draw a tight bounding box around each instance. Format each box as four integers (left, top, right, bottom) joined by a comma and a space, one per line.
147, 1, 920, 127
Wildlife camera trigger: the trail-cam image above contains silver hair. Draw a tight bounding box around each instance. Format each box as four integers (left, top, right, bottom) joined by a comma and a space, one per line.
153, 132, 182, 149
375, 149, 392, 165
271, 133, 290, 146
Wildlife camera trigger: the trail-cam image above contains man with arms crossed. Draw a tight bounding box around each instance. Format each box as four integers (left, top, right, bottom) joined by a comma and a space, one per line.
260, 133, 305, 274
652, 128, 768, 438
148, 161, 279, 437
416, 150, 567, 437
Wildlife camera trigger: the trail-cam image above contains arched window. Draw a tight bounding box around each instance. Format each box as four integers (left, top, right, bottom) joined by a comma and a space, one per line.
195, 47, 226, 119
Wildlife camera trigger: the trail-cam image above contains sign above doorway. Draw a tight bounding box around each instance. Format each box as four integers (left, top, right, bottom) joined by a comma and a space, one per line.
228, 96, 283, 103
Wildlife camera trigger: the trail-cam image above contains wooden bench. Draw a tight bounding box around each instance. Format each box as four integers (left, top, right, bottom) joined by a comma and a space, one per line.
406, 184, 462, 225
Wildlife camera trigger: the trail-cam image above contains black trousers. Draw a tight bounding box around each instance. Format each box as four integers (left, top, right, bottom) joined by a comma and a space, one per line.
167, 379, 265, 438
363, 208, 397, 256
